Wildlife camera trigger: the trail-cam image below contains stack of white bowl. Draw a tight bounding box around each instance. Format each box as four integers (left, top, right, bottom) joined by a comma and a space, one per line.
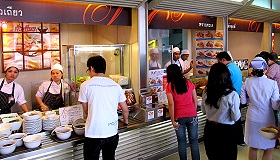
42, 112, 60, 131
22, 111, 42, 134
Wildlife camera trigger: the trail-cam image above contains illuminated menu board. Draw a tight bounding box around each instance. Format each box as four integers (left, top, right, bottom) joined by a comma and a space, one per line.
1, 22, 60, 72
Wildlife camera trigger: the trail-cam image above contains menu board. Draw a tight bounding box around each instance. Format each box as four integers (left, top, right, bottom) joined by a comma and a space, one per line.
195, 30, 223, 76
1, 22, 60, 72
59, 104, 84, 125
148, 69, 166, 94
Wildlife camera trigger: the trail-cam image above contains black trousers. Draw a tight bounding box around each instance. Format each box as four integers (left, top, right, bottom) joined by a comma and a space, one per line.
234, 118, 245, 144
204, 120, 237, 160
84, 134, 119, 160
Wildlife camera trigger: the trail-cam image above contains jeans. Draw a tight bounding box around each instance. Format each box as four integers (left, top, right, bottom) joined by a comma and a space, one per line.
84, 134, 119, 160
175, 116, 200, 160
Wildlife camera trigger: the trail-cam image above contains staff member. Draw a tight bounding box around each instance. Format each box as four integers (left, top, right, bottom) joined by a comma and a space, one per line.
164, 47, 182, 70
179, 49, 193, 74
148, 48, 161, 70
36, 63, 69, 111
0, 63, 28, 114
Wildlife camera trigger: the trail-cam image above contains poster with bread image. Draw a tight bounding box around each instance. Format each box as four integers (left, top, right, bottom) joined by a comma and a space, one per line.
2, 22, 60, 71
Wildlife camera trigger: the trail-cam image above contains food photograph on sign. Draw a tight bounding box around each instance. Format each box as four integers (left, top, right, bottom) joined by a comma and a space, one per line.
1, 22, 60, 71
196, 68, 210, 75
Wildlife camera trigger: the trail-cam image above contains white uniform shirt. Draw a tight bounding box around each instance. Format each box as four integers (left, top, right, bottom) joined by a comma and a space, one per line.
149, 60, 161, 69
201, 91, 241, 125
36, 80, 70, 99
78, 76, 126, 138
240, 76, 280, 123
179, 58, 190, 72
164, 59, 182, 69
0, 78, 27, 106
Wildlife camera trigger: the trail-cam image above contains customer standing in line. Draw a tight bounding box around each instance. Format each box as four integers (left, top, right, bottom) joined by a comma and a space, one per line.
241, 57, 280, 160
78, 55, 129, 160
216, 51, 245, 146
166, 64, 200, 160
201, 63, 241, 160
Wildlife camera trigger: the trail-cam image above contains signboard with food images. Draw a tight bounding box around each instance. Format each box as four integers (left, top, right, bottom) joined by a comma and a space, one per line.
195, 30, 223, 76
148, 69, 166, 94
1, 22, 60, 72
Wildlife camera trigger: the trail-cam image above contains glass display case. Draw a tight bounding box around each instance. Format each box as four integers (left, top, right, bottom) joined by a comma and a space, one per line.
62, 44, 131, 92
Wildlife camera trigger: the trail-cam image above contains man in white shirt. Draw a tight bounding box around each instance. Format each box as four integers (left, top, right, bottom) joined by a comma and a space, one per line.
179, 49, 193, 74
78, 55, 129, 160
164, 47, 182, 70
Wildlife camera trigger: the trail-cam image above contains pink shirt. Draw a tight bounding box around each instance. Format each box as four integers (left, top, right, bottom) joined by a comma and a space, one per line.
267, 63, 280, 93
166, 80, 197, 118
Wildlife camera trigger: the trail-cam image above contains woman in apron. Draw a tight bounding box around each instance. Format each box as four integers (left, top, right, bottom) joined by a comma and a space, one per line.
36, 63, 69, 111
0, 63, 29, 114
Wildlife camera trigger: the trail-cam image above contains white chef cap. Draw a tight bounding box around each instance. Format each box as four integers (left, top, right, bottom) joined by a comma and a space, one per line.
173, 47, 180, 53
249, 57, 268, 70
181, 49, 190, 55
150, 48, 159, 54
5, 62, 19, 72
51, 63, 63, 72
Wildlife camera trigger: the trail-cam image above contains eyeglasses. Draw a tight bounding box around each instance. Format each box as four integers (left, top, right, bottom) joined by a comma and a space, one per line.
86, 69, 89, 73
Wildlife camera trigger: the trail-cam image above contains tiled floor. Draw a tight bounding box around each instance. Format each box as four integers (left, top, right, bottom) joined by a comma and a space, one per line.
160, 143, 280, 160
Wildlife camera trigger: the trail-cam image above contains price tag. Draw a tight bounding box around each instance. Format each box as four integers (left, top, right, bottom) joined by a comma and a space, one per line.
157, 108, 164, 117
147, 110, 154, 120
59, 104, 84, 125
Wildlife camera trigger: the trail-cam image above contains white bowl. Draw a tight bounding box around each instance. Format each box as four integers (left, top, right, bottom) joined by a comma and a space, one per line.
9, 133, 27, 147
260, 128, 278, 139
3, 118, 22, 131
73, 123, 85, 135
0, 123, 12, 137
54, 126, 72, 140
23, 111, 41, 121
0, 139, 16, 154
23, 134, 42, 149
45, 111, 56, 120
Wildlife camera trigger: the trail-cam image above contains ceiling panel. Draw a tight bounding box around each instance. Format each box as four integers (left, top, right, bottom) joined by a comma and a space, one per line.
150, 0, 243, 17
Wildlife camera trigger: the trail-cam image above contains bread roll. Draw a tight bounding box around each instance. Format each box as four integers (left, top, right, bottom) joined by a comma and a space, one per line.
27, 59, 40, 69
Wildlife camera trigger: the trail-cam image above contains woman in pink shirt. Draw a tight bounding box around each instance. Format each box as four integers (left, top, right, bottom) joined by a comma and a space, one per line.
166, 64, 200, 160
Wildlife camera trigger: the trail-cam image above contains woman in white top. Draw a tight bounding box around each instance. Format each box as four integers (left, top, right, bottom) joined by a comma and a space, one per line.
201, 63, 241, 160
241, 57, 280, 160
0, 63, 29, 113
36, 64, 70, 111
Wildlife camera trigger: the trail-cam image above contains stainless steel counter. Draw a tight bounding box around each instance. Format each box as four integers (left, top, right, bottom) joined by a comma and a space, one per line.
0, 106, 247, 160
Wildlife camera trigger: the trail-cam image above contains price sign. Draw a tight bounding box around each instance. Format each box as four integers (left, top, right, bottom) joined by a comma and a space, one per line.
157, 108, 164, 117
59, 104, 84, 125
147, 110, 155, 120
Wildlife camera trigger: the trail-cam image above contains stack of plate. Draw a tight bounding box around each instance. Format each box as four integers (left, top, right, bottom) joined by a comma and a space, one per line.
42, 115, 60, 131
22, 118, 42, 134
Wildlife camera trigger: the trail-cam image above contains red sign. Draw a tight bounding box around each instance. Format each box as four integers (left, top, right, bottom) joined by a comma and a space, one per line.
148, 10, 217, 30
0, 0, 131, 26
228, 19, 263, 32
272, 23, 280, 33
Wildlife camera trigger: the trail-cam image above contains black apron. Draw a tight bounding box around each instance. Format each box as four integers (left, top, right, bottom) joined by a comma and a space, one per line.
149, 61, 160, 70
0, 79, 15, 114
42, 81, 65, 110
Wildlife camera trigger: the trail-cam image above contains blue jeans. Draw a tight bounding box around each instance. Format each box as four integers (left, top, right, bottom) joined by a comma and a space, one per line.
84, 134, 119, 160
175, 117, 200, 160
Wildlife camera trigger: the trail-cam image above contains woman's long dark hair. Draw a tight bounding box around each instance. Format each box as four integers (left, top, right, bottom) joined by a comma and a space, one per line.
166, 64, 188, 94
205, 63, 235, 109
